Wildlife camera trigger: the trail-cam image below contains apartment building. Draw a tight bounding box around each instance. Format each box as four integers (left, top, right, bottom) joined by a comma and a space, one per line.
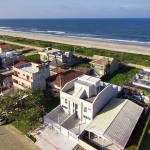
0, 43, 11, 53
12, 61, 50, 89
90, 55, 118, 77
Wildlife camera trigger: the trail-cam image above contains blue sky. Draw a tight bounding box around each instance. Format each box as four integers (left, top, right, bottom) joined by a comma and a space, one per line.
0, 0, 150, 18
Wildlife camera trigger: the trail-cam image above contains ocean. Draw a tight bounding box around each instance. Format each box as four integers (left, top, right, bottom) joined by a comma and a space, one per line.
0, 18, 150, 46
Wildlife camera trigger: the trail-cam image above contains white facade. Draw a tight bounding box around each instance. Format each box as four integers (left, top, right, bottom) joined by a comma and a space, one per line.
60, 75, 122, 124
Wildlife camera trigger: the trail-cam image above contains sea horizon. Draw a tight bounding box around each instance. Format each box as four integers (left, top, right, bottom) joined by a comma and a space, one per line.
0, 18, 150, 46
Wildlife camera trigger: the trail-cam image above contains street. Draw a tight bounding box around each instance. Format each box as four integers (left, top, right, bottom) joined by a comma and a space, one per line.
0, 124, 39, 150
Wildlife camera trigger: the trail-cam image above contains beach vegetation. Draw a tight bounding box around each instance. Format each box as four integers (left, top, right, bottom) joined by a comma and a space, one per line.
103, 66, 140, 86
10, 44, 24, 50
1, 35, 150, 67
25, 54, 40, 62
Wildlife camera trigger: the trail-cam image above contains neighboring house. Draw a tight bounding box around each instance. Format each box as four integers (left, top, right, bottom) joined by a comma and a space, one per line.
38, 48, 60, 62
12, 61, 50, 89
81, 98, 143, 150
90, 55, 118, 77
0, 51, 25, 69
50, 51, 83, 67
128, 70, 150, 91
44, 75, 122, 142
46, 69, 85, 95
38, 48, 83, 68
0, 43, 11, 53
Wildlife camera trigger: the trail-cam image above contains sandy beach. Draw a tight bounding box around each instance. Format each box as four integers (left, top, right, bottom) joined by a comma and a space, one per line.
0, 31, 150, 55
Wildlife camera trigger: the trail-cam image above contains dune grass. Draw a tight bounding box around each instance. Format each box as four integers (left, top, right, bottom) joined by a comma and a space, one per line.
1, 35, 150, 67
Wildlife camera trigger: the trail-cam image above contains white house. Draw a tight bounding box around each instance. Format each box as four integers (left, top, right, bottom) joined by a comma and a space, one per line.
44, 75, 122, 142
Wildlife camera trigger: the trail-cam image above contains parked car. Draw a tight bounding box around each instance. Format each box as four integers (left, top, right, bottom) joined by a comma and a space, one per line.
0, 119, 6, 125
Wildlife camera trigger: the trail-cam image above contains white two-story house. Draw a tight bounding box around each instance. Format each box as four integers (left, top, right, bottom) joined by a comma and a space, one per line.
44, 75, 122, 142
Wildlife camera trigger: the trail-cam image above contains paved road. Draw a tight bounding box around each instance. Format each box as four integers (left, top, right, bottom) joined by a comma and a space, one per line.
0, 124, 39, 150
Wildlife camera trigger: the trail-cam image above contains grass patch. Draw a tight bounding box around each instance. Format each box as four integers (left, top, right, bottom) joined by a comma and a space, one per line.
25, 54, 40, 62
1, 35, 150, 67
103, 66, 140, 86
2, 89, 60, 142
10, 44, 24, 50
27, 135, 37, 143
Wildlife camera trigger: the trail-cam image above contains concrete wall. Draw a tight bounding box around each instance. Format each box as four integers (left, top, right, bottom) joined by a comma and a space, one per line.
12, 75, 33, 89
110, 59, 118, 74
93, 84, 118, 118
14, 67, 33, 82
4, 57, 13, 67
61, 78, 78, 92
82, 99, 93, 124
38, 52, 50, 62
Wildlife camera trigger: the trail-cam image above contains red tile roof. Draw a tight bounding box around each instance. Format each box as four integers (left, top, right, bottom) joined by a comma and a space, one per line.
0, 43, 10, 48
51, 68, 66, 74
14, 61, 31, 67
75, 67, 91, 74
46, 69, 84, 87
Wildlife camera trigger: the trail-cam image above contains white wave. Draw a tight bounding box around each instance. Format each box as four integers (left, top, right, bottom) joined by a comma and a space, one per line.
31, 30, 46, 33
67, 35, 150, 46
0, 29, 13, 32
0, 27, 11, 29
77, 33, 98, 37
47, 31, 65, 34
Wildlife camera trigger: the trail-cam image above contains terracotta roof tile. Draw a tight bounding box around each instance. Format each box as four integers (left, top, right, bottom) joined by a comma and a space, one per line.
52, 68, 66, 74
14, 61, 31, 67
0, 43, 10, 48
46, 69, 84, 87
75, 67, 91, 74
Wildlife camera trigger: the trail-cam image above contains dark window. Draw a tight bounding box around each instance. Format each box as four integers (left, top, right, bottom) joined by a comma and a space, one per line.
84, 107, 87, 112
65, 99, 67, 104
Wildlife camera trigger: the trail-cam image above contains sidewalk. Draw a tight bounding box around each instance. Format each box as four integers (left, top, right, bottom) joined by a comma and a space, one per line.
32, 124, 76, 150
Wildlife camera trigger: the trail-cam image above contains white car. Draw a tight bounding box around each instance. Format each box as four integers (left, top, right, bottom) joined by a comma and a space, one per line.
0, 119, 6, 125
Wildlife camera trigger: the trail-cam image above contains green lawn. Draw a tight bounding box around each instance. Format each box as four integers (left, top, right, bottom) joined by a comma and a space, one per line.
103, 66, 140, 86
10, 44, 24, 50
25, 54, 40, 62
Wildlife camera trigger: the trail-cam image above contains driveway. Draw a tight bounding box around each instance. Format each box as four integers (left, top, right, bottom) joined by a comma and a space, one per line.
32, 124, 76, 150
0, 124, 39, 150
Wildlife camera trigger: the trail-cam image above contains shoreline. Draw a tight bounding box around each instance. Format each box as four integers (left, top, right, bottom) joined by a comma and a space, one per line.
0, 31, 150, 55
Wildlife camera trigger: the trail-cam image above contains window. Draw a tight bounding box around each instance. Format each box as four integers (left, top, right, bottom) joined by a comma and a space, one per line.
83, 115, 90, 120
23, 74, 25, 76
62, 105, 68, 109
97, 86, 100, 93
31, 77, 32, 79
26, 75, 29, 80
18, 72, 20, 74
84, 107, 87, 112
88, 108, 91, 111
65, 99, 67, 104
